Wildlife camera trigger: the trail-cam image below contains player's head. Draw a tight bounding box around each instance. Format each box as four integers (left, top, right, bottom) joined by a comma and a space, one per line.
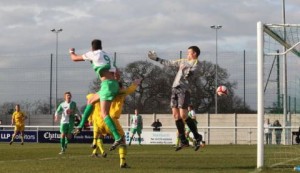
64, 91, 72, 102
91, 39, 102, 51
187, 46, 200, 59
15, 104, 20, 111
134, 108, 139, 114
188, 104, 193, 111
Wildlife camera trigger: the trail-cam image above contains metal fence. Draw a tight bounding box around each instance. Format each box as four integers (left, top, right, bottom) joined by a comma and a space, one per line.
1, 113, 300, 145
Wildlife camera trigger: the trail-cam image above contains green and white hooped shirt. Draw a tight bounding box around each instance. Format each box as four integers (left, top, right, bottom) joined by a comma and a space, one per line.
130, 114, 143, 129
83, 50, 117, 76
55, 101, 78, 124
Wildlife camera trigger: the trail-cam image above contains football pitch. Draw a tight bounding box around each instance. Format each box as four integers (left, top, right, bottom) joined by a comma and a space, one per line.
0, 143, 296, 173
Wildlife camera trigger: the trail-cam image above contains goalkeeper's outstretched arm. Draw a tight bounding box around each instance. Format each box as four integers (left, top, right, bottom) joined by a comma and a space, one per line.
147, 50, 182, 67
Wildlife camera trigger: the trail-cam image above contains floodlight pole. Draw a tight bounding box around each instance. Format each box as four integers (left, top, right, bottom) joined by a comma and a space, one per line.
51, 28, 63, 111
211, 25, 222, 114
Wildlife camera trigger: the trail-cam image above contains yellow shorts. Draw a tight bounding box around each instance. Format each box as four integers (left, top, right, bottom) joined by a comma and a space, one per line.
93, 117, 124, 138
14, 124, 25, 132
93, 117, 110, 137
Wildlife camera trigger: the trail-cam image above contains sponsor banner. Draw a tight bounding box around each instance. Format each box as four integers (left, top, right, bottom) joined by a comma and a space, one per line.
125, 131, 205, 145
1, 130, 204, 144
38, 130, 114, 143
0, 131, 37, 142
125, 131, 176, 145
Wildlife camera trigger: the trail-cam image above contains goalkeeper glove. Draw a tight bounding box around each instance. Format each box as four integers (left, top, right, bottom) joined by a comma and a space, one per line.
148, 51, 159, 61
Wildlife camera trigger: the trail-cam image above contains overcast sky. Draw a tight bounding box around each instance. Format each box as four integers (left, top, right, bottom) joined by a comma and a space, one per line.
1, 0, 300, 111
0, 0, 299, 55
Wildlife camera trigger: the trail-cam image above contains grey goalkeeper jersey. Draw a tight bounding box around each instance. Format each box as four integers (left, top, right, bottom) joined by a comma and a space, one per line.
158, 58, 200, 90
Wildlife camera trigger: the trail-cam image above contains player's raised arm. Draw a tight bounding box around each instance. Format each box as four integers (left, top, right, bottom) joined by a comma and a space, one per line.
148, 50, 182, 67
69, 48, 84, 62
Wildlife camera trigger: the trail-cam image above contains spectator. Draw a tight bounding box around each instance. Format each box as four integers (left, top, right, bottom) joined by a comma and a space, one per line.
151, 119, 162, 131
273, 120, 283, 145
264, 118, 272, 144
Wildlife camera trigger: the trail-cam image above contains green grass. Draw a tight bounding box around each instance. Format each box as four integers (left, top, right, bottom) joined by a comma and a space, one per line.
0, 143, 298, 173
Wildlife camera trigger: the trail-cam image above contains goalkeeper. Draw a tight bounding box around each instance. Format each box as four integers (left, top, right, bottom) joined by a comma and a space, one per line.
147, 46, 204, 151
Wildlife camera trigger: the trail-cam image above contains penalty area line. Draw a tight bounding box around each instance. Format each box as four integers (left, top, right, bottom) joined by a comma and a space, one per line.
0, 155, 90, 164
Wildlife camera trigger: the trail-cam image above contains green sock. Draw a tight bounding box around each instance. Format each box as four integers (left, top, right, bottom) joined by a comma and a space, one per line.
60, 137, 65, 149
65, 138, 69, 145
138, 137, 141, 144
79, 104, 93, 128
104, 116, 121, 141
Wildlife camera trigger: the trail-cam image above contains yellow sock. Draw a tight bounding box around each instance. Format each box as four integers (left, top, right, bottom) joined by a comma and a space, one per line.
91, 137, 98, 154
97, 138, 105, 154
187, 136, 193, 142
92, 137, 97, 146
176, 137, 180, 146
21, 135, 24, 143
119, 145, 127, 166
11, 134, 16, 142
92, 148, 97, 154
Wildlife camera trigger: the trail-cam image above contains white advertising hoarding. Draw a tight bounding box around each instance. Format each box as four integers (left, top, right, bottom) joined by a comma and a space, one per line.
125, 131, 205, 145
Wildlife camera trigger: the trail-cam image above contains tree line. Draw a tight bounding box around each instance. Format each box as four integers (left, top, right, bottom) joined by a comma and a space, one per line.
0, 60, 255, 118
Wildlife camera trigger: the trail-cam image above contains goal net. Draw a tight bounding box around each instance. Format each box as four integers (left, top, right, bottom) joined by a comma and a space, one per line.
257, 21, 300, 171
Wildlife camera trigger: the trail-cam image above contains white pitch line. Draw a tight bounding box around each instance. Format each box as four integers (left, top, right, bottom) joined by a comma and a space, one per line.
0, 155, 92, 164
269, 157, 300, 168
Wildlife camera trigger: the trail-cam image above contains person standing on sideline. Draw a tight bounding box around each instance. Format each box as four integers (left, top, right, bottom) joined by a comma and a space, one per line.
273, 120, 282, 145
148, 46, 204, 151
264, 118, 272, 144
70, 39, 122, 150
128, 109, 143, 146
54, 91, 81, 154
151, 119, 162, 132
9, 104, 27, 145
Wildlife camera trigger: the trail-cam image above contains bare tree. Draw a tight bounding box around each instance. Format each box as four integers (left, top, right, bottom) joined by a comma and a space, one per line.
87, 60, 254, 114
122, 61, 171, 113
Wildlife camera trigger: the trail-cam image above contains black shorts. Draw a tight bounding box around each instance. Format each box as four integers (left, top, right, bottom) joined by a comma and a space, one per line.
170, 87, 190, 109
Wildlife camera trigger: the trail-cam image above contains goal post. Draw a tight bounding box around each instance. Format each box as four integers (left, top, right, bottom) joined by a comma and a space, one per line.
257, 21, 264, 169
257, 21, 300, 169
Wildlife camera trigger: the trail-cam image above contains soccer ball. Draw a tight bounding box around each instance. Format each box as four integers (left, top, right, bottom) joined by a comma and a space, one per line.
216, 85, 228, 96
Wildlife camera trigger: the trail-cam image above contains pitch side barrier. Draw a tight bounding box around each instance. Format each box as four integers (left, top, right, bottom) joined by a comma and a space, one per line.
0, 125, 298, 145
0, 125, 113, 144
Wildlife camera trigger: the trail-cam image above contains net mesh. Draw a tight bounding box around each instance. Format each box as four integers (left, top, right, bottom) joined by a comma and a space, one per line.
263, 23, 300, 172
264, 24, 300, 57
